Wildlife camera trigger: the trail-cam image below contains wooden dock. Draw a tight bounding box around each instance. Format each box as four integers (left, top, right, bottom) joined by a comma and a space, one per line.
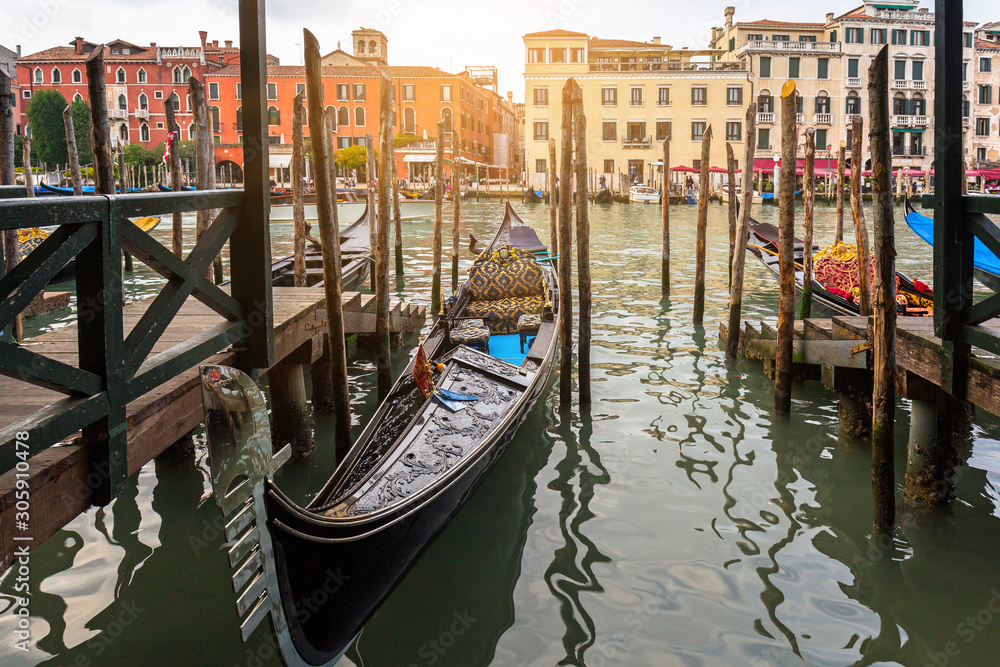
0, 286, 425, 570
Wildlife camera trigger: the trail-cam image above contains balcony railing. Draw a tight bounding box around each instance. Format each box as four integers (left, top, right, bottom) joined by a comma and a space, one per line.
630, 100, 645, 107
738, 40, 841, 55
110, 109, 127, 119
136, 109, 149, 120
912, 116, 930, 127
588, 61, 746, 73
963, 81, 972, 91
893, 115, 913, 127
846, 113, 863, 125
846, 77, 862, 88
815, 113, 833, 125
876, 9, 932, 21
622, 135, 654, 148
758, 112, 775, 124
893, 146, 928, 156
912, 80, 928, 90
892, 80, 909, 90
796, 113, 805, 124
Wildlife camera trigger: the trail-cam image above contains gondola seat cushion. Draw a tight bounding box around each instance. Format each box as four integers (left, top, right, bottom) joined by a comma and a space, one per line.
450, 319, 490, 350
465, 248, 546, 334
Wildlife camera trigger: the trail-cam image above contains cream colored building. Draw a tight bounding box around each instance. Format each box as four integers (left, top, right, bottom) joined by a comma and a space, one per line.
973, 23, 1000, 166
522, 29, 751, 192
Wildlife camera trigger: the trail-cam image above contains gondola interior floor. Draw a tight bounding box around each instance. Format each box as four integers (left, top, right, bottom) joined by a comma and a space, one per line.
489, 334, 531, 367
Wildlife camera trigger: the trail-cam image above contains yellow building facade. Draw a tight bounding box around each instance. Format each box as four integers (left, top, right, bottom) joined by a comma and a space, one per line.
523, 30, 751, 192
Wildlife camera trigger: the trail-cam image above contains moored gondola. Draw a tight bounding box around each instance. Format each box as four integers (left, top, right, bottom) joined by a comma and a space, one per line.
268, 204, 371, 291
200, 203, 559, 666
746, 213, 934, 316
904, 198, 1000, 292
523, 187, 543, 203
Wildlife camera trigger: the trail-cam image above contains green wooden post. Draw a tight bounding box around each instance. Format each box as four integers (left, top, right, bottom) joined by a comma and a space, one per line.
232, 0, 274, 371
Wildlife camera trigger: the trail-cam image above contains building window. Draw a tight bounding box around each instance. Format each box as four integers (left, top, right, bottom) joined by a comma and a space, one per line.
891, 29, 907, 45
550, 48, 566, 63
691, 86, 706, 106
23, 90, 31, 99
729, 37, 736, 52
602, 86, 617, 106
980, 86, 993, 105
966, 33, 975, 48
759, 56, 771, 79
236, 83, 242, 100
535, 159, 546, 173
440, 84, 452, 102
726, 121, 741, 142
910, 30, 930, 46
871, 29, 887, 44
118, 94, 127, 110
528, 48, 545, 63
815, 129, 827, 149
815, 93, 830, 114
725, 86, 742, 106
800, 35, 817, 43
602, 120, 616, 141
403, 106, 415, 133
33, 67, 42, 84
534, 87, 548, 106
912, 95, 926, 116
337, 84, 349, 101
829, 30, 838, 43
403, 84, 415, 102
748, 34, 763, 42
209, 82, 219, 100
982, 58, 993, 73
817, 58, 829, 80
630, 86, 644, 106
154, 91, 164, 100
211, 106, 221, 132
846, 28, 864, 44
979, 147, 988, 161
139, 93, 148, 110
137, 68, 146, 83
758, 92, 772, 114
72, 69, 82, 83
691, 121, 706, 141
571, 47, 584, 63
976, 117, 990, 136
73, 93, 82, 103
848, 58, 860, 79
120, 124, 128, 143
533, 120, 548, 141
268, 105, 280, 125
603, 159, 614, 173
338, 106, 349, 127
846, 92, 860, 115
353, 84, 366, 102
140, 123, 150, 142
772, 34, 789, 42
658, 86, 670, 106
236, 106, 243, 132
758, 128, 770, 150
51, 68, 61, 84
295, 83, 306, 100
894, 60, 906, 81
173, 67, 183, 83
355, 107, 365, 126
156, 122, 164, 129
115, 67, 126, 84
656, 120, 671, 141
788, 57, 800, 79
442, 108, 453, 132
267, 82, 277, 100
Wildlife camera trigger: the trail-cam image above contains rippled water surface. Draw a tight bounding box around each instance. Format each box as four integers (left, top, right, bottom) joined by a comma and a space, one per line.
4, 199, 1000, 667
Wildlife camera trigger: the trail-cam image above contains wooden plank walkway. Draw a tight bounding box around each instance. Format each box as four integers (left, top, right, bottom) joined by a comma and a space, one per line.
0, 287, 425, 570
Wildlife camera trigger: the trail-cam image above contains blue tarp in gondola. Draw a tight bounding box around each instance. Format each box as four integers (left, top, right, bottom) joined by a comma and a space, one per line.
905, 202, 1000, 277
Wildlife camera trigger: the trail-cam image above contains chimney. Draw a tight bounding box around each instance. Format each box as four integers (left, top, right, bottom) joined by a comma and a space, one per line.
507, 91, 513, 102
16, 45, 21, 58
724, 6, 735, 32
74, 36, 84, 56
213, 40, 219, 48
149, 42, 156, 48
652, 36, 661, 44
826, 12, 834, 22
224, 40, 233, 48
199, 31, 208, 50
918, 7, 929, 13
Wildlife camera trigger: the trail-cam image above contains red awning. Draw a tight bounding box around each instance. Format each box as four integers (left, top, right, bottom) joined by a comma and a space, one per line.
671, 165, 699, 172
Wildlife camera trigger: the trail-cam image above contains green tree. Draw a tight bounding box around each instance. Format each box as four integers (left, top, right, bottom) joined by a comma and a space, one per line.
13, 135, 23, 169
70, 100, 93, 166
26, 89, 69, 166
335, 144, 368, 172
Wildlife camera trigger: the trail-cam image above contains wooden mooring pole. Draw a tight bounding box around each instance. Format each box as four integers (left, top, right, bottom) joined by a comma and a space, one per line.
432, 118, 445, 316
800, 128, 816, 319
305, 29, 351, 458
693, 125, 712, 325
291, 92, 307, 287
661, 135, 670, 295
774, 81, 798, 415
389, 128, 404, 279
366, 132, 376, 292
548, 137, 558, 250
0, 69, 20, 343
165, 98, 183, 257
116, 151, 134, 272
869, 46, 896, 534
836, 141, 846, 244
64, 105, 83, 195
451, 151, 460, 292
558, 80, 575, 407
726, 104, 757, 359
571, 81, 591, 406
850, 116, 872, 316
191, 78, 222, 283
375, 71, 393, 399
726, 142, 737, 288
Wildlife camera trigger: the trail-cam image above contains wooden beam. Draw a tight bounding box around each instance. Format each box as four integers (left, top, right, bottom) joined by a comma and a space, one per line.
559, 79, 574, 407
432, 119, 445, 315
774, 80, 797, 414
727, 103, 757, 360
63, 105, 83, 196
801, 128, 815, 319
375, 71, 393, 399
661, 135, 670, 295
571, 80, 591, 406
693, 125, 712, 324
292, 92, 307, 287
850, 116, 871, 317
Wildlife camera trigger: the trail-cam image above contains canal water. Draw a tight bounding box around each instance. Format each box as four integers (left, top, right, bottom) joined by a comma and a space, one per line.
4, 199, 1000, 667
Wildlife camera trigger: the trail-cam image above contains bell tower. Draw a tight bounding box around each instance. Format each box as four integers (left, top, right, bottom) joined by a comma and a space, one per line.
351, 28, 388, 66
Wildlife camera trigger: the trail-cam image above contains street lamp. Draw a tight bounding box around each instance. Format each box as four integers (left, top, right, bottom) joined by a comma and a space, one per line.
773, 153, 780, 198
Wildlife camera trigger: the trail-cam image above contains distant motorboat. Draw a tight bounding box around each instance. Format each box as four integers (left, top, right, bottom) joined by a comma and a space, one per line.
269, 198, 445, 223
684, 189, 699, 204
720, 185, 764, 205
629, 185, 660, 204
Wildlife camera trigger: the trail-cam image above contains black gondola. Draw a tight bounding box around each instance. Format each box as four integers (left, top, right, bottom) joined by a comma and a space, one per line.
746, 212, 934, 317
523, 188, 543, 203
157, 183, 197, 192
268, 204, 372, 292
199, 203, 559, 666
593, 189, 613, 204
904, 198, 1000, 292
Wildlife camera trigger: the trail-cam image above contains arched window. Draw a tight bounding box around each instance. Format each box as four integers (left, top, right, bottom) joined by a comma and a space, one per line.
268, 105, 280, 126
138, 94, 148, 110
846, 91, 860, 115
118, 94, 127, 110
403, 106, 415, 134
182, 66, 191, 82
140, 123, 150, 142
758, 90, 772, 114
211, 106, 221, 133
815, 90, 830, 114
354, 107, 365, 126
72, 69, 82, 83
912, 93, 926, 116
51, 68, 61, 84
119, 124, 129, 143
186, 94, 191, 111
187, 123, 195, 141
169, 93, 180, 112
357, 40, 366, 54
325, 105, 336, 131
116, 67, 126, 84
33, 68, 42, 84
236, 106, 243, 132
173, 67, 183, 83
137, 68, 146, 83
893, 91, 907, 116
369, 40, 377, 53
441, 107, 453, 132
338, 106, 349, 127
73, 93, 83, 103
299, 105, 308, 127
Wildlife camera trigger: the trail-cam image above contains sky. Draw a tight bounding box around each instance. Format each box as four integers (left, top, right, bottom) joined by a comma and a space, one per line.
2, 0, 997, 101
